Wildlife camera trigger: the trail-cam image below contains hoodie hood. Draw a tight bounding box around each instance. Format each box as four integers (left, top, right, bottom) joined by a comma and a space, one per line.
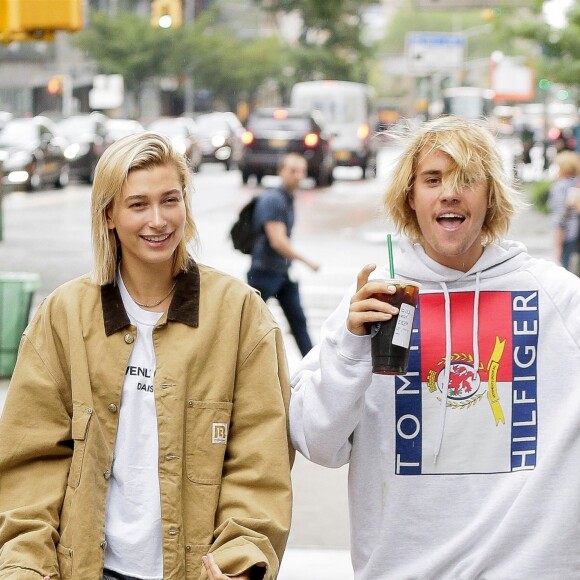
391, 236, 531, 285
378, 236, 531, 463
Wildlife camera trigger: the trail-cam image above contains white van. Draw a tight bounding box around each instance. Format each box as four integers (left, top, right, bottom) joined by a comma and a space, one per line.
290, 80, 378, 178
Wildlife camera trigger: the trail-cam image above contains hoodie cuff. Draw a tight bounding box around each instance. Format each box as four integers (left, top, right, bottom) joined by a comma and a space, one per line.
334, 323, 372, 363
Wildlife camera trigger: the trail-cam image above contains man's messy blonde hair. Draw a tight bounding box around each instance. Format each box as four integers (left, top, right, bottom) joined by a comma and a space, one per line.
91, 132, 198, 285
384, 115, 523, 246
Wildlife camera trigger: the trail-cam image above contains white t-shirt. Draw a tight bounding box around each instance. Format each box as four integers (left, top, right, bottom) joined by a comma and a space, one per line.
104, 274, 164, 579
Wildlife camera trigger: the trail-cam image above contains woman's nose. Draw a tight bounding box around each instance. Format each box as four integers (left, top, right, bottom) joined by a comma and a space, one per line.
150, 206, 167, 227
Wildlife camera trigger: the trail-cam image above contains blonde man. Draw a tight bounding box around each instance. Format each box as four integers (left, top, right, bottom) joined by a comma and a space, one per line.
290, 116, 580, 578
0, 133, 293, 580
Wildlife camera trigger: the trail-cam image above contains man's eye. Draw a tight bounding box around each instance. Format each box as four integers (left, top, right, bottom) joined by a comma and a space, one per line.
130, 202, 145, 209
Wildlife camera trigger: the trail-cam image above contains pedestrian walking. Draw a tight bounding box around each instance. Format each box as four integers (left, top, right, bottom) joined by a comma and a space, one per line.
547, 149, 580, 272
0, 132, 293, 580
290, 116, 580, 578
248, 152, 319, 357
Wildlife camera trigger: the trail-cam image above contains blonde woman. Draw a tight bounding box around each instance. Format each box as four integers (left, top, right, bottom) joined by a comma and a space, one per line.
0, 132, 293, 580
290, 116, 580, 578
547, 149, 580, 271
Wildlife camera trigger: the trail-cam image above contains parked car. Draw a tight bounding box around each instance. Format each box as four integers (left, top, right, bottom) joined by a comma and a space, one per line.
239, 107, 335, 186
0, 115, 69, 191
147, 116, 202, 171
196, 111, 244, 170
106, 118, 145, 143
58, 112, 111, 183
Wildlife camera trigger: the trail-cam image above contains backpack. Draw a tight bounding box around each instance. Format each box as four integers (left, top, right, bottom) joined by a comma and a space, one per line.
229, 197, 259, 254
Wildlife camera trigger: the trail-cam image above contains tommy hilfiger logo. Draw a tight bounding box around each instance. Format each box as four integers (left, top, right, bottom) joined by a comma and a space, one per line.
211, 422, 228, 444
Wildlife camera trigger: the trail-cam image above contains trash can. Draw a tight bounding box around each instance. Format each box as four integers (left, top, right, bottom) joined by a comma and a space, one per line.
0, 272, 41, 378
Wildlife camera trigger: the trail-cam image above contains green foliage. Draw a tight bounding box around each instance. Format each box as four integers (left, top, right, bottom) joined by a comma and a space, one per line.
525, 179, 551, 214
72, 11, 167, 92
256, 0, 375, 84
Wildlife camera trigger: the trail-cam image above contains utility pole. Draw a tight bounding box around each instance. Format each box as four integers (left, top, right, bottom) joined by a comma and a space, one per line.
183, 0, 195, 115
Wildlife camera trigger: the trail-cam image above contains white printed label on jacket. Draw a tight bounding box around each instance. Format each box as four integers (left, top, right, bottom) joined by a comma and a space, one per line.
211, 422, 228, 445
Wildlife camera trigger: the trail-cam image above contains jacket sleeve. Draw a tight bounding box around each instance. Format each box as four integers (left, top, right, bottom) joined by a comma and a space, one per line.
203, 296, 294, 580
0, 309, 72, 579
289, 290, 374, 468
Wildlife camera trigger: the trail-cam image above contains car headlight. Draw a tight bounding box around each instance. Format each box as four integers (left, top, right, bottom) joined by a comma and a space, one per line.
3, 150, 32, 170
171, 138, 187, 155
64, 142, 90, 160
211, 135, 226, 148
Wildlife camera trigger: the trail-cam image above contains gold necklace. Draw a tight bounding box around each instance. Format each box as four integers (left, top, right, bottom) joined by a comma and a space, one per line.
131, 282, 177, 308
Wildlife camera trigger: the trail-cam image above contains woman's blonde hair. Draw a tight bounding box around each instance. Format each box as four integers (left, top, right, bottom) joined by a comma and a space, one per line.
554, 150, 580, 178
384, 115, 523, 246
91, 131, 198, 285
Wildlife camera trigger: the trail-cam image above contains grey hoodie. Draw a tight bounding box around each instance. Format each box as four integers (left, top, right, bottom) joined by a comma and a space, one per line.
290, 237, 580, 579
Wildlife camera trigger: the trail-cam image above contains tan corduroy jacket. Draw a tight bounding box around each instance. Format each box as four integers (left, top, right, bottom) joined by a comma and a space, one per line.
0, 260, 293, 580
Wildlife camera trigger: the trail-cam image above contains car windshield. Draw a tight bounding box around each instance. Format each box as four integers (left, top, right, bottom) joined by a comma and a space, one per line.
196, 115, 228, 133
148, 119, 186, 137
0, 120, 38, 146
58, 117, 99, 139
249, 116, 311, 132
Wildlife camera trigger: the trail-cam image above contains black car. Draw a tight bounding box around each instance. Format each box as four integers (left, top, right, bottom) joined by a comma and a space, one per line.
239, 107, 335, 186
196, 111, 244, 170
58, 112, 111, 183
0, 116, 69, 191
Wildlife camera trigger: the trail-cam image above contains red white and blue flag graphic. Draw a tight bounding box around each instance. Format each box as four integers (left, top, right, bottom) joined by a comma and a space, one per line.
395, 291, 539, 475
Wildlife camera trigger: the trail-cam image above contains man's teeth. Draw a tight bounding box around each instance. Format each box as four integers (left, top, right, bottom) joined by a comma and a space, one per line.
438, 213, 464, 219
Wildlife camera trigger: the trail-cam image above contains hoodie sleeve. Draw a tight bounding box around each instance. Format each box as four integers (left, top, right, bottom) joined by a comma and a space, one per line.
289, 291, 375, 468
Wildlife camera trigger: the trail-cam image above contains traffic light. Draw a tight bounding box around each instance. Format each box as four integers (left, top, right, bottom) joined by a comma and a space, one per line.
151, 0, 183, 29
0, 0, 83, 43
47, 75, 64, 95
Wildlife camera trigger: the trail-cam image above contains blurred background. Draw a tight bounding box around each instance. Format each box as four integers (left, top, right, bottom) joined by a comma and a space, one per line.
0, 1, 578, 577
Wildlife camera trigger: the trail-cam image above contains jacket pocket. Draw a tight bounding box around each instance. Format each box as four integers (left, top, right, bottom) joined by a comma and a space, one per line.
67, 404, 93, 489
56, 542, 73, 579
186, 401, 233, 484
185, 543, 212, 577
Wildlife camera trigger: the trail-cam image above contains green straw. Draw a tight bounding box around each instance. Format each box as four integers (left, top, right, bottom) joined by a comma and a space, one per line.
387, 234, 395, 278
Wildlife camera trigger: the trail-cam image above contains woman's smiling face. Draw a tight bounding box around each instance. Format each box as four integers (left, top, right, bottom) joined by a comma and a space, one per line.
106, 163, 186, 272
408, 147, 489, 272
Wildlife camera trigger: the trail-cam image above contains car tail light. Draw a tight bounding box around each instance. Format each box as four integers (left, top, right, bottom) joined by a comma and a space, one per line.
241, 130, 254, 145
304, 132, 319, 147
357, 123, 370, 140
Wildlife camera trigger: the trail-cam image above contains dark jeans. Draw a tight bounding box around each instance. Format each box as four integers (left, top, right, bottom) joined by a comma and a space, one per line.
103, 570, 141, 580
248, 268, 313, 357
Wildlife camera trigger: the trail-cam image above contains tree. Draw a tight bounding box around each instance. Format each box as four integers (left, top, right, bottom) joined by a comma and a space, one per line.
508, 2, 580, 93
256, 0, 375, 85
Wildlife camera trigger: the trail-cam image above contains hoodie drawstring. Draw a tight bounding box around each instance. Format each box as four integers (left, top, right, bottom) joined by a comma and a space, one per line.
434, 273, 481, 464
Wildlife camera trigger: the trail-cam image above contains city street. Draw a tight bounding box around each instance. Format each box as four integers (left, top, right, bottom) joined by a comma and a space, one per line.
0, 145, 554, 579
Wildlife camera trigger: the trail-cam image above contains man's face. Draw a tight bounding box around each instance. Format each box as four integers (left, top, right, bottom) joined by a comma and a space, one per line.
408, 147, 489, 272
279, 157, 307, 192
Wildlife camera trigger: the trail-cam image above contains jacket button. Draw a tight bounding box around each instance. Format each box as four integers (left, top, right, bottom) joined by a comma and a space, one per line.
185, 545, 192, 552
108, 403, 118, 413
124, 333, 134, 344
103, 470, 111, 480
168, 528, 178, 536
100, 540, 108, 550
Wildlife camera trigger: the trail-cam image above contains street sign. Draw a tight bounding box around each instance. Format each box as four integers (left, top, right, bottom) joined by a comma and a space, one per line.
405, 32, 465, 75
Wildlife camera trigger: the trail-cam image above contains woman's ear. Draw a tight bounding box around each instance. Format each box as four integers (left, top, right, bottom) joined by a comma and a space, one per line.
106, 207, 115, 230
408, 190, 415, 210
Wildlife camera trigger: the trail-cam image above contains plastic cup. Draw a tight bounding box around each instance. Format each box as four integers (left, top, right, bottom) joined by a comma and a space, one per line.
370, 279, 421, 375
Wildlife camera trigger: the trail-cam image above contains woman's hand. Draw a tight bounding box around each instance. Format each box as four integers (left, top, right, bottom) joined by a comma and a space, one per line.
202, 553, 265, 579
347, 264, 398, 336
